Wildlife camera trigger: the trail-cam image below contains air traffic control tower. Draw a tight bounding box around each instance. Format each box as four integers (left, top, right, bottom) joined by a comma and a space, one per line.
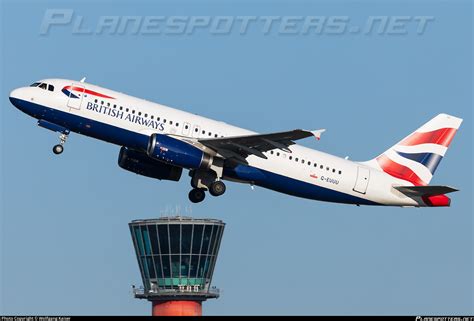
129, 217, 225, 316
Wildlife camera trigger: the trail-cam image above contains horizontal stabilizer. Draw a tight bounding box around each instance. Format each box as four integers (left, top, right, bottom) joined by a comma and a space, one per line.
394, 185, 459, 197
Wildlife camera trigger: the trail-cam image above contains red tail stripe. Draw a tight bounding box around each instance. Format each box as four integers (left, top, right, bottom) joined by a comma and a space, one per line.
422, 194, 450, 207
65, 86, 115, 99
399, 128, 457, 147
376, 154, 427, 186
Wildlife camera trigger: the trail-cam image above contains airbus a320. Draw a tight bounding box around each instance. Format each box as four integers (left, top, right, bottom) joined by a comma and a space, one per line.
9, 78, 463, 206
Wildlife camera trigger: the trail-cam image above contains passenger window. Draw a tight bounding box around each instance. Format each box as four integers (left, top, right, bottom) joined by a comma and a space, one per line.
48, 85, 54, 91
301, 159, 304, 164
271, 151, 274, 155
326, 167, 330, 171
289, 156, 292, 160
195, 128, 198, 132
332, 169, 336, 173
132, 110, 135, 114
202, 130, 205, 134
214, 134, 218, 137
101, 101, 104, 105
107, 102, 110, 107
339, 170, 342, 175
314, 163, 317, 167
176, 123, 179, 127
138, 112, 142, 116
208, 132, 212, 136
120, 106, 123, 110
185, 125, 189, 129
170, 120, 173, 125
113, 104, 117, 108
308, 161, 311, 165
126, 108, 129, 112
164, 119, 166, 123
95, 99, 98, 103
320, 165, 323, 169
151, 115, 154, 119
277, 152, 280, 156
295, 158, 299, 162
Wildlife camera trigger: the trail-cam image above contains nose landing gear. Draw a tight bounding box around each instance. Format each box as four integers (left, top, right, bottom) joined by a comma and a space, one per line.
52, 132, 69, 155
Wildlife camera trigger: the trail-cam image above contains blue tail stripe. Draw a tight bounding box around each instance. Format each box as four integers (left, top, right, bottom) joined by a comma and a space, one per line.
396, 151, 443, 174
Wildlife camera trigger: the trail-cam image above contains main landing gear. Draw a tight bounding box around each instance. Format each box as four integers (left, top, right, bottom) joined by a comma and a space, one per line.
209, 180, 226, 197
52, 132, 69, 155
188, 169, 227, 203
189, 188, 206, 203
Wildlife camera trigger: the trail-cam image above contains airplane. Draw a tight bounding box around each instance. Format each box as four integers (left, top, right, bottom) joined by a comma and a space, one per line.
9, 78, 463, 206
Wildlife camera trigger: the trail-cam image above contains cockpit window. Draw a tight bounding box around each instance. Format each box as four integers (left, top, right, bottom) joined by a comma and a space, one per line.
30, 82, 40, 87
48, 84, 54, 92
38, 83, 47, 90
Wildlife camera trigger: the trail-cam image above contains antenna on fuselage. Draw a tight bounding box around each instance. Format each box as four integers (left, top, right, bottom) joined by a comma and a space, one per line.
80, 77, 86, 83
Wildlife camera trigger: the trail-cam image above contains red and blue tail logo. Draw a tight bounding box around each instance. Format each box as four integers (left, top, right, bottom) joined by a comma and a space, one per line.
375, 114, 462, 186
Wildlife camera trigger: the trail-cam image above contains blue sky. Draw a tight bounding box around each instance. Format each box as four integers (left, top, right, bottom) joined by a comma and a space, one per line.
1, 0, 472, 315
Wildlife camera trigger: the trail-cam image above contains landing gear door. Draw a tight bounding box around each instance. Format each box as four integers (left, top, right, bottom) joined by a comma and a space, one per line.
66, 84, 85, 110
353, 166, 370, 194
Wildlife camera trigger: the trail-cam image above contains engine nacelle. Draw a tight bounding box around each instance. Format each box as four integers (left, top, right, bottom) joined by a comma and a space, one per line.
147, 133, 213, 169
118, 147, 182, 181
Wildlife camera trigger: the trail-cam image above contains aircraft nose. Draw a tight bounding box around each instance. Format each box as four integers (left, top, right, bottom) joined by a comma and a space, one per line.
9, 88, 22, 103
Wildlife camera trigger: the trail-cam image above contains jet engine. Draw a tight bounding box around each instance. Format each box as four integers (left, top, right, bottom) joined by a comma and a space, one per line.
118, 146, 182, 181
146, 133, 213, 170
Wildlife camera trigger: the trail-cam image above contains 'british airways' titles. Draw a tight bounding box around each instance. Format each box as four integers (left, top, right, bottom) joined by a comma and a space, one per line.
86, 102, 165, 131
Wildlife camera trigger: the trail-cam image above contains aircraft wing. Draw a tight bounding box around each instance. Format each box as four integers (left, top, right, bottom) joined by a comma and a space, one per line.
196, 129, 325, 163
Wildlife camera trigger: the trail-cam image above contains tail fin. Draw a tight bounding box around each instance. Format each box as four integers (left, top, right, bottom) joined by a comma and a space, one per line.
365, 113, 463, 186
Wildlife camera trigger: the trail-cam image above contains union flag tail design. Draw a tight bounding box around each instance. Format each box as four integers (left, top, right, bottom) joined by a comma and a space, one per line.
369, 114, 462, 186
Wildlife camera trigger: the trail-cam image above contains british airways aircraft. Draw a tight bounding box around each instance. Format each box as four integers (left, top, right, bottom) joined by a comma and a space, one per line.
9, 78, 463, 206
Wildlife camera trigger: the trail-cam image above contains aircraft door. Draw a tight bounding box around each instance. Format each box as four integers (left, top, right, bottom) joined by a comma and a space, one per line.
182, 122, 191, 136
353, 166, 370, 194
66, 84, 85, 110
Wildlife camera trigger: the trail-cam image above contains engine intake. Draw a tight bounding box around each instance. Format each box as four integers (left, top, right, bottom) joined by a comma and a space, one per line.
147, 133, 213, 169
118, 147, 182, 181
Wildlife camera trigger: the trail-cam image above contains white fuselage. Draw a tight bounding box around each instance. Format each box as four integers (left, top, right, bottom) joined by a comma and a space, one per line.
10, 79, 420, 206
